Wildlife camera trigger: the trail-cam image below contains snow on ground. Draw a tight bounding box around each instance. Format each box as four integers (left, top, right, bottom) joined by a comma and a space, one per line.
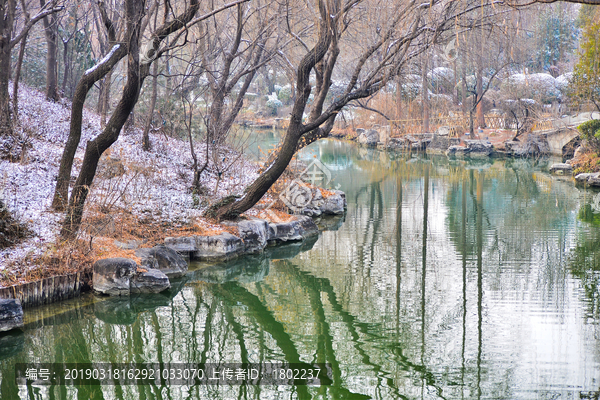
0, 85, 260, 276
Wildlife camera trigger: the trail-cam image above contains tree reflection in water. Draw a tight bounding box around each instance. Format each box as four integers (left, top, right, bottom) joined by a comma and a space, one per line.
1, 143, 600, 399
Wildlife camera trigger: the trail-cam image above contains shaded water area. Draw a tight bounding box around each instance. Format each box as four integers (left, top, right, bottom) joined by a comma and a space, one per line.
1, 138, 600, 399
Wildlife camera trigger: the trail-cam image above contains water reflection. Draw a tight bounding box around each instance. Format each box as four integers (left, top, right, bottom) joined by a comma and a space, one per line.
1, 139, 600, 399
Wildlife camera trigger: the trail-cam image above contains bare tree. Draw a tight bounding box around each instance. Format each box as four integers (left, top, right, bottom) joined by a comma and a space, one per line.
40, 0, 60, 101
60, 0, 249, 239
0, 0, 62, 141
199, 0, 278, 146
51, 0, 127, 210
210, 0, 467, 220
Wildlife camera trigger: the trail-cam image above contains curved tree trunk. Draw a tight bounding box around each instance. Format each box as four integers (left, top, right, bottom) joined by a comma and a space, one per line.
60, 0, 203, 238
51, 44, 127, 210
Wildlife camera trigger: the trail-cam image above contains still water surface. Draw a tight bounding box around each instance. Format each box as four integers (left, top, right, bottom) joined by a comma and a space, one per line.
1, 138, 600, 399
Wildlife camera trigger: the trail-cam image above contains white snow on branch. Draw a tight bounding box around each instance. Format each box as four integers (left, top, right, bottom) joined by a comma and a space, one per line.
84, 44, 121, 76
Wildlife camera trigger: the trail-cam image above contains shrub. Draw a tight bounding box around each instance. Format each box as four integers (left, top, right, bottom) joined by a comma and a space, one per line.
578, 119, 600, 140
266, 98, 283, 116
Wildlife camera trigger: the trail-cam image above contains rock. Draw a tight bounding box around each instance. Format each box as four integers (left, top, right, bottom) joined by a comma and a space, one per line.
427, 135, 461, 154
504, 135, 550, 157
574, 145, 586, 159
549, 163, 573, 175
130, 269, 171, 294
135, 245, 188, 278
377, 125, 391, 144
589, 173, 600, 186
296, 215, 319, 237
193, 233, 244, 261
164, 232, 245, 261
237, 218, 270, 253
464, 140, 493, 157
93, 258, 172, 296
357, 129, 379, 147
0, 299, 23, 332
435, 126, 451, 136
319, 190, 346, 215
386, 137, 408, 150
163, 236, 197, 253
446, 145, 469, 156
268, 215, 318, 244
575, 172, 600, 187
300, 205, 322, 217
575, 173, 594, 183
93, 258, 137, 296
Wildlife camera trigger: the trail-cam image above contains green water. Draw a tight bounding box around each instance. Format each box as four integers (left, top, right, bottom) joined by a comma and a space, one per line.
1, 139, 600, 399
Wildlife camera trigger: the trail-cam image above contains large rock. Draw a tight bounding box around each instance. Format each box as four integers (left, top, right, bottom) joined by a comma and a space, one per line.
504, 135, 550, 157
575, 172, 600, 187
130, 269, 170, 294
320, 190, 346, 215
135, 245, 188, 278
357, 129, 379, 147
296, 215, 319, 237
268, 215, 318, 244
93, 258, 171, 296
464, 140, 493, 157
427, 135, 461, 154
237, 218, 270, 253
93, 258, 137, 296
193, 233, 244, 260
385, 137, 409, 151
446, 145, 469, 157
165, 233, 245, 261
549, 163, 573, 175
0, 299, 23, 332
299, 188, 324, 217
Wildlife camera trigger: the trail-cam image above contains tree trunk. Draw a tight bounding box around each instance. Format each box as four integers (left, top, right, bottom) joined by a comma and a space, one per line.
0, 40, 13, 139
0, 0, 15, 139
60, 64, 142, 238
99, 69, 114, 127
215, 124, 304, 220
60, 0, 202, 237
422, 55, 430, 134
476, 66, 485, 129
142, 62, 158, 151
51, 44, 127, 210
41, 0, 59, 102
12, 31, 28, 119
61, 0, 145, 239
61, 38, 69, 95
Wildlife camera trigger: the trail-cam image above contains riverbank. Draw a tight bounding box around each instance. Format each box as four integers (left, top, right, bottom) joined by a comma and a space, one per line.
0, 86, 346, 301
331, 125, 581, 159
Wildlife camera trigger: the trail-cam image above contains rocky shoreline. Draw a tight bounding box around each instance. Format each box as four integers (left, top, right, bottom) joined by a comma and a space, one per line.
332, 125, 580, 159
0, 191, 347, 332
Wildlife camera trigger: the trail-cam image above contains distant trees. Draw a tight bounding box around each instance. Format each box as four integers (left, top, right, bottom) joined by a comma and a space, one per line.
211, 0, 484, 220
0, 0, 62, 149
569, 6, 600, 110
59, 0, 252, 239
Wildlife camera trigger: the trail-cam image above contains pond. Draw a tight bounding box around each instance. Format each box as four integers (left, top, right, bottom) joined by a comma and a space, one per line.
1, 138, 600, 399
